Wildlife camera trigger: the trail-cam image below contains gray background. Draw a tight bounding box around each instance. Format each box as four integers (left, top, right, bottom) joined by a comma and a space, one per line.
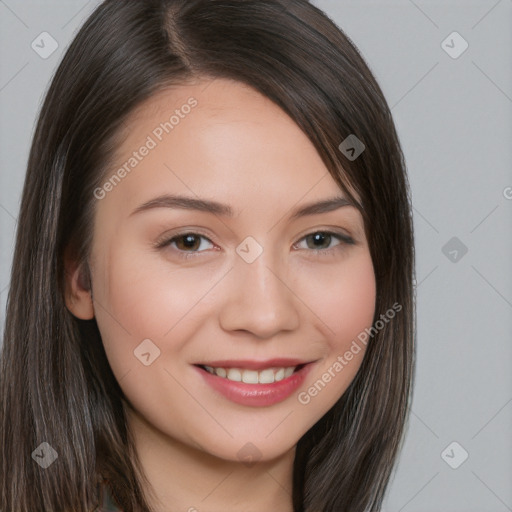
1, 1, 511, 511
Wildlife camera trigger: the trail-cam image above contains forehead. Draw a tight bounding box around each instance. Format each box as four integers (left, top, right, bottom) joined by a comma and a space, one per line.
96, 78, 360, 224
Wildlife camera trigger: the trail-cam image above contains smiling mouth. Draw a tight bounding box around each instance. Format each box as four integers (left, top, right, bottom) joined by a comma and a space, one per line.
196, 364, 306, 384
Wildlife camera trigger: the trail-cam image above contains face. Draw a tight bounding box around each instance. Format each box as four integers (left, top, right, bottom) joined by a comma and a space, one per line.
81, 78, 376, 462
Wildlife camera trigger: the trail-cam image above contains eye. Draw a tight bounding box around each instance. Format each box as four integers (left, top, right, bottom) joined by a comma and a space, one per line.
155, 232, 216, 259
293, 230, 355, 256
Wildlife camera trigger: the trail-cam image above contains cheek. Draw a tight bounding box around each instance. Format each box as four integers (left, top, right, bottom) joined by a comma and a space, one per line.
91, 245, 218, 427
324, 252, 376, 344
91, 243, 221, 373
293, 250, 376, 418
295, 250, 376, 348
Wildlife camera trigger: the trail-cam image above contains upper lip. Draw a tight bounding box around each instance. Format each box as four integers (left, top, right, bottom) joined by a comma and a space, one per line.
195, 358, 313, 370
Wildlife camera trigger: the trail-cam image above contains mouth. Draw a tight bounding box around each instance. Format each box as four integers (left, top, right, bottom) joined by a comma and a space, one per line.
193, 359, 315, 407
195, 363, 307, 384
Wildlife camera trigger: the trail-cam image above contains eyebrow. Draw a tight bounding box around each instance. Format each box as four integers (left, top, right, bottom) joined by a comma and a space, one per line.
129, 193, 356, 220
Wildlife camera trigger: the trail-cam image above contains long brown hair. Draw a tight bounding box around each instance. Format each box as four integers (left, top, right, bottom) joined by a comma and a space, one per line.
0, 1, 415, 510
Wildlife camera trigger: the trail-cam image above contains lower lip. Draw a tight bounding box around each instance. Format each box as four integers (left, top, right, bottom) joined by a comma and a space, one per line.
195, 364, 313, 407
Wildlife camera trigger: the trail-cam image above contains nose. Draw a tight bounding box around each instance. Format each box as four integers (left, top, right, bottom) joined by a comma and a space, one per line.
218, 249, 300, 339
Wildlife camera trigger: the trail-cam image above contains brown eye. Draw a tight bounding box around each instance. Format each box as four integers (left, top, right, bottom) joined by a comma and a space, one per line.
155, 232, 215, 258
174, 234, 203, 251
304, 232, 333, 250
294, 230, 355, 256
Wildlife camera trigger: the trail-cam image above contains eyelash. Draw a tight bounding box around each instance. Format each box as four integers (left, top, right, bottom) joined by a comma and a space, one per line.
154, 230, 355, 260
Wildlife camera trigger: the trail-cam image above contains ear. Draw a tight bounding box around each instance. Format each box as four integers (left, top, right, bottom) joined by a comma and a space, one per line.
63, 247, 95, 320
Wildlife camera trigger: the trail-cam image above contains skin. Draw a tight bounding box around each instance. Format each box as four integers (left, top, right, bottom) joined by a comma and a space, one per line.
65, 78, 376, 512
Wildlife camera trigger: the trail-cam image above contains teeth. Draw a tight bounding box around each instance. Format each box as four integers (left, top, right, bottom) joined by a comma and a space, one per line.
227, 368, 242, 382
242, 370, 258, 384
202, 365, 297, 383
258, 369, 275, 384
275, 368, 285, 381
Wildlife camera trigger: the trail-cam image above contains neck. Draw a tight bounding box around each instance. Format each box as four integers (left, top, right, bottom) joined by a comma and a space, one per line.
124, 404, 295, 512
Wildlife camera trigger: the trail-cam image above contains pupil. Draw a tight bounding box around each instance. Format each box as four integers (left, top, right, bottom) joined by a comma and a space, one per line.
180, 234, 199, 250
311, 232, 329, 248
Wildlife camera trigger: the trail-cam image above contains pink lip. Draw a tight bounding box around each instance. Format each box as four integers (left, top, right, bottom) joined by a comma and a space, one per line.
194, 362, 314, 407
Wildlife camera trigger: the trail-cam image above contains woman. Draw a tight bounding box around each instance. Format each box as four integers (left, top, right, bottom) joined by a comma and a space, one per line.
0, 1, 415, 511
